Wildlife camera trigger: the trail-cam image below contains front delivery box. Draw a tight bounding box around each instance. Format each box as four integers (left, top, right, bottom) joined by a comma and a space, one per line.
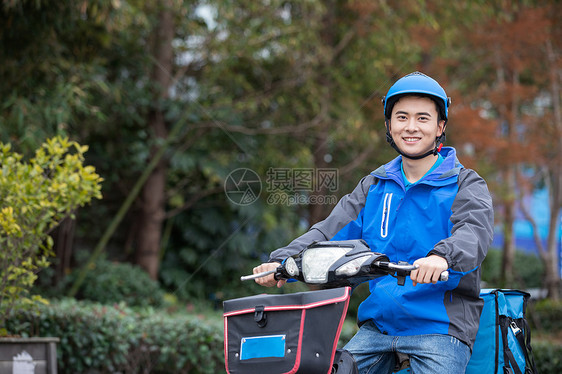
223, 287, 350, 374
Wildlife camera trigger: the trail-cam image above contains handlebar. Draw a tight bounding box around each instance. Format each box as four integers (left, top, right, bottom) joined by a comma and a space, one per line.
240, 270, 277, 282
241, 262, 449, 283
373, 261, 449, 282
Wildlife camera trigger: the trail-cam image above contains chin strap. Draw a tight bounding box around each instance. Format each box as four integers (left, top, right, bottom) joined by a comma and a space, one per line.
385, 121, 446, 160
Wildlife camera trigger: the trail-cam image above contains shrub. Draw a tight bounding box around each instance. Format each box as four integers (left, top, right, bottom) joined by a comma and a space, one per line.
527, 298, 562, 332
481, 248, 544, 289
8, 297, 560, 374
6, 298, 224, 374
0, 136, 102, 335
338, 318, 359, 348
57, 257, 166, 308
527, 298, 562, 374
532, 339, 562, 374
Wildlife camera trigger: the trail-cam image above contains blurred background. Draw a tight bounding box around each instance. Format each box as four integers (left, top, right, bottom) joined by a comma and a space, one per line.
1, 0, 561, 372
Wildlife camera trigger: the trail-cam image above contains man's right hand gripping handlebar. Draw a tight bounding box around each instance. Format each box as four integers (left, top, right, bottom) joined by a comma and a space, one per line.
252, 262, 286, 288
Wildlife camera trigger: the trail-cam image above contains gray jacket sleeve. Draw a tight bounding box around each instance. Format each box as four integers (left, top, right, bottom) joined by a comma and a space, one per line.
268, 174, 375, 263
430, 168, 494, 272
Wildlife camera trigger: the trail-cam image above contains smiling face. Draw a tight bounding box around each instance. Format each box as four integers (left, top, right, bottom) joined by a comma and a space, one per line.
388, 95, 445, 159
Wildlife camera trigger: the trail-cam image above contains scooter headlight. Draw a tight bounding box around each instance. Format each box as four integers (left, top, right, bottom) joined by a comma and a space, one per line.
335, 255, 372, 277
284, 256, 299, 277
302, 246, 350, 283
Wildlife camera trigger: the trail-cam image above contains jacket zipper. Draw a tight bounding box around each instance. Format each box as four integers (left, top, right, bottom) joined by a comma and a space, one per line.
380, 192, 393, 238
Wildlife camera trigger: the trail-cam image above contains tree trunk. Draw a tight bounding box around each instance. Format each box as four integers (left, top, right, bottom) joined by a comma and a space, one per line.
501, 190, 516, 286
52, 216, 76, 285
495, 62, 518, 287
544, 38, 561, 299
545, 170, 561, 299
134, 1, 174, 280
307, 2, 335, 226
309, 133, 330, 225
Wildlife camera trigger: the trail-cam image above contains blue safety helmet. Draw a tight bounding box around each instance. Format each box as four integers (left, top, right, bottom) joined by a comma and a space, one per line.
383, 71, 451, 121
382, 72, 452, 159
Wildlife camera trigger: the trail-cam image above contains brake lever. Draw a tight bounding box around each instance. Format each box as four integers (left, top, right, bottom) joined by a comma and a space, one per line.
373, 261, 449, 285
374, 261, 418, 272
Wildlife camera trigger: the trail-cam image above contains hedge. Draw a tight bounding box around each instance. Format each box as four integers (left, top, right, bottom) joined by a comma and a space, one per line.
532, 339, 562, 373
528, 298, 562, 332
527, 299, 562, 373
480, 248, 544, 289
35, 256, 166, 309
5, 298, 562, 374
6, 299, 224, 373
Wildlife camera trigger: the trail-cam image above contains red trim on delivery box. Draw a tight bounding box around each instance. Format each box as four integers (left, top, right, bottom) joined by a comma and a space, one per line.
286, 309, 306, 374
326, 290, 351, 373
223, 287, 351, 318
224, 308, 307, 374
224, 317, 231, 373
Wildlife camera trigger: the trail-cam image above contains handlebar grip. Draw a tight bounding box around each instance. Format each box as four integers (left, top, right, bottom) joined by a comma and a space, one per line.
411, 264, 449, 282
240, 266, 288, 282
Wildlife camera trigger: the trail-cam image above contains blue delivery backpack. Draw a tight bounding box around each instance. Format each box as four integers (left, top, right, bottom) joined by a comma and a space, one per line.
465, 289, 538, 374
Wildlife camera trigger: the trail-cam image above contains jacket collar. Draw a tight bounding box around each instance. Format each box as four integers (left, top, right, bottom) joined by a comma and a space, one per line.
372, 147, 463, 186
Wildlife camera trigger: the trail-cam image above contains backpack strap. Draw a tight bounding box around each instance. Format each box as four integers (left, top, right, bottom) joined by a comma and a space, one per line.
519, 291, 538, 374
493, 290, 500, 374
513, 319, 538, 374
499, 316, 523, 374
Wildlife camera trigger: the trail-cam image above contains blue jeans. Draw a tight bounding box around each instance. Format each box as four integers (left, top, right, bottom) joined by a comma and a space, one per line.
344, 320, 471, 374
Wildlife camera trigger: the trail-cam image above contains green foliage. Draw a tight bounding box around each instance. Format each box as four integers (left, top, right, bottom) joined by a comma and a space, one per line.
345, 283, 370, 320
0, 0, 156, 246
54, 257, 166, 308
159, 190, 307, 303
338, 318, 359, 348
481, 248, 544, 289
2, 0, 559, 313
529, 299, 562, 374
532, 339, 562, 374
6, 299, 224, 374
0, 136, 102, 335
0, 1, 120, 152
528, 298, 562, 332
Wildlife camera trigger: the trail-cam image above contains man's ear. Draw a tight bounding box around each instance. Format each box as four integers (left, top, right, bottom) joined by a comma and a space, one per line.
385, 119, 394, 143
437, 120, 446, 136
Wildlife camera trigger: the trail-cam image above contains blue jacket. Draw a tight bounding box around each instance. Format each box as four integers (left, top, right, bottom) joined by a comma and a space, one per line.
269, 147, 494, 348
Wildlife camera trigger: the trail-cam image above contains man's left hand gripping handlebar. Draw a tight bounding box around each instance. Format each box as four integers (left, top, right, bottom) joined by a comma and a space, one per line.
253, 262, 286, 288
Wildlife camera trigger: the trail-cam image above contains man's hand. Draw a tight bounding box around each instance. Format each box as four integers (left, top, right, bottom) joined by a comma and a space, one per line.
411, 255, 448, 286
253, 262, 287, 288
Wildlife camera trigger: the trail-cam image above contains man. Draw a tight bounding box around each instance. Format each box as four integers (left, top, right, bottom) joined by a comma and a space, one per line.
253, 72, 494, 374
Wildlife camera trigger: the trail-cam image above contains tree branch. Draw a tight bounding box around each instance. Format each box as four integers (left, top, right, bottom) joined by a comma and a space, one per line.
515, 168, 547, 260
164, 186, 223, 219
329, 28, 356, 64
339, 143, 376, 176
192, 102, 329, 135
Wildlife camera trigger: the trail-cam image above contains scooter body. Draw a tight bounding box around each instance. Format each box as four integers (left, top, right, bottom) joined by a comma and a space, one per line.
224, 239, 448, 374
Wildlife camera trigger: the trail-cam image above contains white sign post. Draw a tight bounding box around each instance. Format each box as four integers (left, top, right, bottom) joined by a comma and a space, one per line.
12, 350, 35, 374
